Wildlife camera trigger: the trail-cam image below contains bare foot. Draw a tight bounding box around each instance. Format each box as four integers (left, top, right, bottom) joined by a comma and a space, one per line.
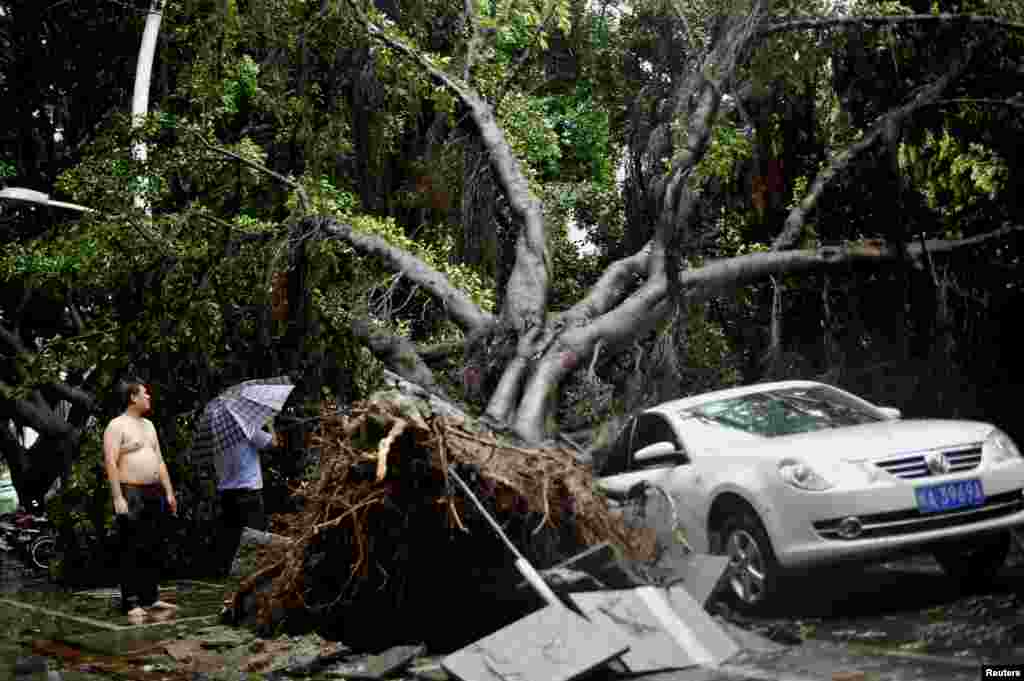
126, 607, 146, 622
146, 608, 176, 622
146, 600, 178, 611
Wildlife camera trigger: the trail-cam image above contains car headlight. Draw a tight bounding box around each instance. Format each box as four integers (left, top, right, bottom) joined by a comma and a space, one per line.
778, 459, 835, 491
985, 428, 1023, 463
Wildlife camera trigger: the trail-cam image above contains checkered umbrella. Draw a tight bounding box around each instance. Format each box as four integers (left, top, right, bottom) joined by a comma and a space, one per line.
191, 377, 295, 468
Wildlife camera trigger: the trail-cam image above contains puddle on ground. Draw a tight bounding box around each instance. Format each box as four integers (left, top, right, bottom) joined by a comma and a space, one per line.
0, 576, 237, 679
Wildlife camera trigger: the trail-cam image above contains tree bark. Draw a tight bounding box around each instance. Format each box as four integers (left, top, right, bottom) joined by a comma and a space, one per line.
131, 0, 164, 214
355, 11, 551, 335
318, 216, 495, 332
760, 13, 1024, 38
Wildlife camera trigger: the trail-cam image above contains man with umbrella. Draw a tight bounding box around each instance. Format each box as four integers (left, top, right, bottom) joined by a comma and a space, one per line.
194, 378, 294, 576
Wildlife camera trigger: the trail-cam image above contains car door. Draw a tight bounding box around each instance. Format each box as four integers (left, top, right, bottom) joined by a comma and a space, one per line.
599, 413, 676, 493
599, 413, 703, 543
630, 413, 705, 547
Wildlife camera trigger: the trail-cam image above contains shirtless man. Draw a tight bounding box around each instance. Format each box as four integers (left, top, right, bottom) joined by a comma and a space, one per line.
103, 379, 178, 619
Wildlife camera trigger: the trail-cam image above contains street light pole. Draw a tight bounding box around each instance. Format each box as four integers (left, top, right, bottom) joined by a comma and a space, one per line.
0, 187, 97, 213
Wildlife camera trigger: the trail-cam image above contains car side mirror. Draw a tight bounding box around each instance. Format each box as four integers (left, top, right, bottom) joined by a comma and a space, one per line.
634, 441, 677, 461
878, 406, 902, 420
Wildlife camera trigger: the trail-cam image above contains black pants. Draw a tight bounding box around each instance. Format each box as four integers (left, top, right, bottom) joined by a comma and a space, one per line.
116, 484, 167, 613
216, 488, 265, 576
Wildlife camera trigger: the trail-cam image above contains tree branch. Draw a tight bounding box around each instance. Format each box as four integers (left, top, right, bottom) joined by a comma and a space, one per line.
930, 97, 1024, 111
198, 137, 310, 214
692, 224, 1024, 298
349, 317, 442, 394
317, 216, 495, 332
557, 245, 653, 325
460, 0, 481, 82
0, 322, 29, 355
0, 381, 74, 438
66, 298, 86, 336
759, 13, 1024, 38
771, 48, 971, 251
351, 2, 550, 331
41, 382, 96, 412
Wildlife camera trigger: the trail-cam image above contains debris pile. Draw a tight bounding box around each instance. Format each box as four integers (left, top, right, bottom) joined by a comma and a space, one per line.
227, 389, 656, 651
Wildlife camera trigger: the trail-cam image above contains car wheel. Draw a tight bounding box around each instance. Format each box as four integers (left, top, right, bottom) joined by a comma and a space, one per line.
715, 509, 782, 612
933, 530, 1010, 584
29, 536, 57, 571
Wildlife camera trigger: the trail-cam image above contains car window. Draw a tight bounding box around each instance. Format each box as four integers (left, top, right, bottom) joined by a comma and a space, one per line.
630, 413, 687, 469
600, 419, 636, 476
686, 386, 882, 437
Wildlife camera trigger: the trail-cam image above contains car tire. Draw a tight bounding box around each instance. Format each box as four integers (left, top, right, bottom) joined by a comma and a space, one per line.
714, 508, 783, 613
932, 530, 1010, 584
30, 536, 57, 571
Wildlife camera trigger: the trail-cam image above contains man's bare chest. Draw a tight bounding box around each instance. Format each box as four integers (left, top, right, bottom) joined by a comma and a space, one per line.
118, 421, 154, 455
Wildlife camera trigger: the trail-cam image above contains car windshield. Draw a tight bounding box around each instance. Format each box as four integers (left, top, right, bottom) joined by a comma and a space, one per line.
683, 386, 883, 437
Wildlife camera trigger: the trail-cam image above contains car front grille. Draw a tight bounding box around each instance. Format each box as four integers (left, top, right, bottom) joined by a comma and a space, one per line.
872, 446, 982, 479
813, 489, 1024, 540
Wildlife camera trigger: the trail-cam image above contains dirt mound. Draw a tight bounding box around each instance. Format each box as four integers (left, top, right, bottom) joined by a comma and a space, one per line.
230, 390, 655, 651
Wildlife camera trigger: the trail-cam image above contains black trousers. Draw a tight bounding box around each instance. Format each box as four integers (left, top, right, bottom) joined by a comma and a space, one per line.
216, 488, 265, 576
116, 484, 167, 613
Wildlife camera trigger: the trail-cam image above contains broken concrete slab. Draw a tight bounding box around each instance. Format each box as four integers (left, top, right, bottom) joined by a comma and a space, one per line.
571, 585, 740, 673
569, 589, 700, 673
657, 553, 730, 607
442, 604, 631, 681
662, 584, 741, 665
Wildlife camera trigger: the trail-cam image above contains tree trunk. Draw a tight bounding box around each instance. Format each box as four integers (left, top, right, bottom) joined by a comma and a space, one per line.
131, 0, 164, 214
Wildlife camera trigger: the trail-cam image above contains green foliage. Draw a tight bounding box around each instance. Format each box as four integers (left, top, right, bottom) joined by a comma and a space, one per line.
350, 214, 496, 313
481, 0, 573, 53
221, 55, 263, 115
499, 92, 563, 179
291, 174, 359, 217
694, 123, 754, 185
899, 129, 1009, 231
0, 159, 17, 178
714, 206, 768, 257
677, 302, 742, 391
542, 85, 615, 184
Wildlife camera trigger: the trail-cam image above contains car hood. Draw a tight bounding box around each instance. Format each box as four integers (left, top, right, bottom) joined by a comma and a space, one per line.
694, 418, 995, 462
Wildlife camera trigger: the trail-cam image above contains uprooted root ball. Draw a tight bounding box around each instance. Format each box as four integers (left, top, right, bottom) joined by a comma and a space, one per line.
234, 396, 655, 651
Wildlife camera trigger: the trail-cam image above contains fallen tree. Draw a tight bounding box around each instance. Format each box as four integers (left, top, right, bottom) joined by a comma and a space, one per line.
227, 381, 655, 651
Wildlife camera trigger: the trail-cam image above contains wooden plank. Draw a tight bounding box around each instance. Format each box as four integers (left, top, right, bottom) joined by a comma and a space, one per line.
571, 590, 700, 673
442, 604, 631, 681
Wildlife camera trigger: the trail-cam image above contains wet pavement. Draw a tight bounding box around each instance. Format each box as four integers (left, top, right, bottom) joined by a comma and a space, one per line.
719, 554, 1024, 664
4, 547, 1024, 680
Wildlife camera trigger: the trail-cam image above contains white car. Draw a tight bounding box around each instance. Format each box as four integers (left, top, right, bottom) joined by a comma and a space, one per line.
597, 380, 1024, 611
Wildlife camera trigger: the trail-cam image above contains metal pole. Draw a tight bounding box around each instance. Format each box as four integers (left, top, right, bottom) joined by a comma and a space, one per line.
447, 466, 564, 608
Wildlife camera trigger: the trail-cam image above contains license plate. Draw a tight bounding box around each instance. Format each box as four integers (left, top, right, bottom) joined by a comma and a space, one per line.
914, 479, 985, 514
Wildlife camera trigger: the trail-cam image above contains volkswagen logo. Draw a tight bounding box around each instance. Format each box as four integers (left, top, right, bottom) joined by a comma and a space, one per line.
924, 451, 950, 476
